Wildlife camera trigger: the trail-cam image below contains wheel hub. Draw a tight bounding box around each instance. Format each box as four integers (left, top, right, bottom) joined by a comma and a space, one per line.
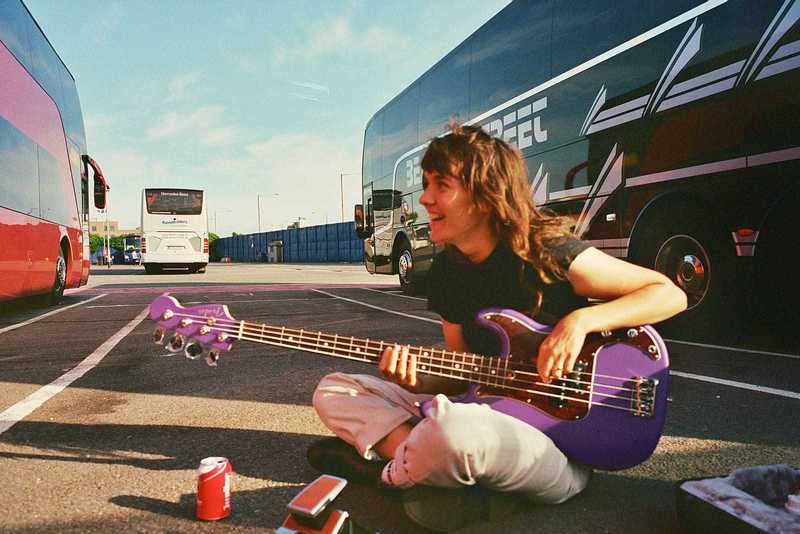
55, 255, 67, 293
399, 250, 413, 283
654, 235, 710, 310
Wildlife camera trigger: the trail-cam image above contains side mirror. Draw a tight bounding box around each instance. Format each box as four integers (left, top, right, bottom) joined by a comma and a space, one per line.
353, 204, 371, 239
83, 155, 108, 209
94, 174, 108, 209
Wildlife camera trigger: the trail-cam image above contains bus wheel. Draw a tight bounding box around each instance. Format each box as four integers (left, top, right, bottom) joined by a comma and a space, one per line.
47, 248, 67, 305
634, 218, 732, 339
397, 246, 418, 295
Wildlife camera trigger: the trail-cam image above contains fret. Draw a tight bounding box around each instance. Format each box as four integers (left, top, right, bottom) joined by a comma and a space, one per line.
445, 349, 456, 379
316, 331, 322, 351
469, 353, 479, 382
419, 347, 429, 373
260, 322, 266, 342
280, 326, 286, 344
332, 334, 339, 356
502, 356, 510, 390
237, 320, 245, 340
349, 335, 355, 357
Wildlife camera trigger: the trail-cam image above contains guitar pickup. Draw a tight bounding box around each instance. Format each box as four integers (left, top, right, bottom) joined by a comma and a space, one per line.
631, 377, 657, 418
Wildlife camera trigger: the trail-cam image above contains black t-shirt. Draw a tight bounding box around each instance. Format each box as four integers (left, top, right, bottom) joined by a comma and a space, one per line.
427, 238, 591, 357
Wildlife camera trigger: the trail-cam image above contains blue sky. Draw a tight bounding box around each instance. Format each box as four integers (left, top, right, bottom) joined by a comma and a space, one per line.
25, 0, 510, 235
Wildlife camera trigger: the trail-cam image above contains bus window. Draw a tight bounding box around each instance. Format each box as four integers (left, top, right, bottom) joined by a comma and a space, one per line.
145, 189, 203, 215
419, 44, 470, 141
382, 85, 419, 179
470, 0, 552, 117
552, 1, 703, 75
363, 114, 383, 184
0, 118, 38, 216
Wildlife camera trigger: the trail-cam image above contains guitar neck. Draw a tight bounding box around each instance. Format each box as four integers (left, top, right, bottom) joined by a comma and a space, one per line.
233, 319, 514, 387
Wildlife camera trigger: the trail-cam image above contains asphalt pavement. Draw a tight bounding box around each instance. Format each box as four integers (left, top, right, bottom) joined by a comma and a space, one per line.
0, 263, 798, 533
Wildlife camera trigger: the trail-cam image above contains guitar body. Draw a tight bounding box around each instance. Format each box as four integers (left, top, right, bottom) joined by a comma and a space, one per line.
420, 308, 669, 470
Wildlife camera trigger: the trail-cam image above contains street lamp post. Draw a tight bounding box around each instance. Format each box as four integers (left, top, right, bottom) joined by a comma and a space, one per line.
104, 184, 111, 268
214, 209, 232, 234
339, 173, 351, 223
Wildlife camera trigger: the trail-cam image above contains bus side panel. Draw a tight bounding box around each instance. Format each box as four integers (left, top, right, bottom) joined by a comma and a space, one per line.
0, 207, 30, 301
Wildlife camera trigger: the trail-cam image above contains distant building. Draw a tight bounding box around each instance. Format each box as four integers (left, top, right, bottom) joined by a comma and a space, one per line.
89, 220, 140, 237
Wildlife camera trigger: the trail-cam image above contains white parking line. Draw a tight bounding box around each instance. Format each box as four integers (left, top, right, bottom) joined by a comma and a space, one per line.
670, 371, 800, 400
0, 294, 106, 335
312, 289, 440, 324
184, 298, 328, 305
0, 306, 150, 436
361, 287, 427, 301
666, 338, 799, 359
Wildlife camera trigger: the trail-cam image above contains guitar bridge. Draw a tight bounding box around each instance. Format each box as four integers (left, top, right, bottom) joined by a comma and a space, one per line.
631, 377, 657, 418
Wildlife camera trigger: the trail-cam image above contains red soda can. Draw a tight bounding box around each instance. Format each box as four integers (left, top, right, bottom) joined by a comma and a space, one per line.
196, 457, 232, 520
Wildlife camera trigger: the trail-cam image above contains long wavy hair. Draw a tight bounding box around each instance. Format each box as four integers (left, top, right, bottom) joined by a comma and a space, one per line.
421, 122, 576, 312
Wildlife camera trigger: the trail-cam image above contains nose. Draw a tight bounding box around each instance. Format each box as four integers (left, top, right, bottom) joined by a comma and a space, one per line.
419, 187, 433, 208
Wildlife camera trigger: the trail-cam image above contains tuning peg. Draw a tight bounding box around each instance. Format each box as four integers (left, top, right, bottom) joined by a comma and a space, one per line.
206, 349, 221, 367
153, 327, 167, 344
166, 333, 185, 353
184, 342, 204, 360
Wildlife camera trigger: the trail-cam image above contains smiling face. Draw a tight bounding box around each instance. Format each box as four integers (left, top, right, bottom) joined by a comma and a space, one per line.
419, 170, 495, 260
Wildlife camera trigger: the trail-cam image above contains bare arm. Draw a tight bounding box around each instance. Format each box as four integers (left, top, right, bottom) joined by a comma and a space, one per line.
537, 247, 687, 382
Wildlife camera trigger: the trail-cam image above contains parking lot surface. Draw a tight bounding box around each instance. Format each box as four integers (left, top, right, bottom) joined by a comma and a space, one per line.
0, 263, 798, 533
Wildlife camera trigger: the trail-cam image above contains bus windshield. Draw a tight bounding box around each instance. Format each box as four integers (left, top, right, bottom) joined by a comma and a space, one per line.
145, 189, 203, 215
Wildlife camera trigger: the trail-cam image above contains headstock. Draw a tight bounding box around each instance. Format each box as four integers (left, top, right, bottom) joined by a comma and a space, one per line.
149, 295, 237, 366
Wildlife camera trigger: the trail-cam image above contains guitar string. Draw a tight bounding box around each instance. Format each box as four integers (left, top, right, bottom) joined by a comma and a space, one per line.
200, 328, 643, 413
162, 322, 652, 414
161, 314, 656, 413
166, 311, 649, 385
167, 313, 634, 394
199, 323, 641, 405
164, 312, 654, 398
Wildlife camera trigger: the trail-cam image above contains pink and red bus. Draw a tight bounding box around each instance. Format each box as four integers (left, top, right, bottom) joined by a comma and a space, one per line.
0, 1, 106, 305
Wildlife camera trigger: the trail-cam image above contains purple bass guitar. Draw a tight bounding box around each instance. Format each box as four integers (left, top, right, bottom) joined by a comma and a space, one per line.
149, 295, 668, 470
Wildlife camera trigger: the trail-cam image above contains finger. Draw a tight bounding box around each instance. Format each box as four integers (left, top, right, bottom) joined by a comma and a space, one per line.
408, 350, 417, 387
537, 349, 554, 384
384, 344, 400, 378
552, 360, 564, 380
563, 353, 580, 380
378, 346, 393, 374
397, 345, 409, 383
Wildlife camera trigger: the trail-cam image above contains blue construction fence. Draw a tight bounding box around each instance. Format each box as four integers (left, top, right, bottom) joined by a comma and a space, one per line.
215, 221, 364, 263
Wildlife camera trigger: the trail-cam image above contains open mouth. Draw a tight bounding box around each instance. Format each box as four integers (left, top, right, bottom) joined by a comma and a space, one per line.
431, 215, 445, 222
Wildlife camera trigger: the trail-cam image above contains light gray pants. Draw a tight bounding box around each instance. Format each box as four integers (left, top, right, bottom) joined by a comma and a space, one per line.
312, 372, 591, 504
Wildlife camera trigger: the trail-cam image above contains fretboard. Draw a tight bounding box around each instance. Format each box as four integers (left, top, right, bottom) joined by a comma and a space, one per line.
234, 319, 518, 389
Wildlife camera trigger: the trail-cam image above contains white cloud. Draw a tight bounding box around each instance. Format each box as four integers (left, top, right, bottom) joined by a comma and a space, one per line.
146, 106, 240, 146
291, 81, 330, 94
274, 14, 408, 64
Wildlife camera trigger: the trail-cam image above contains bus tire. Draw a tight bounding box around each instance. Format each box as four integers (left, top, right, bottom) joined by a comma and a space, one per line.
397, 244, 419, 295
46, 246, 67, 305
632, 214, 734, 339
